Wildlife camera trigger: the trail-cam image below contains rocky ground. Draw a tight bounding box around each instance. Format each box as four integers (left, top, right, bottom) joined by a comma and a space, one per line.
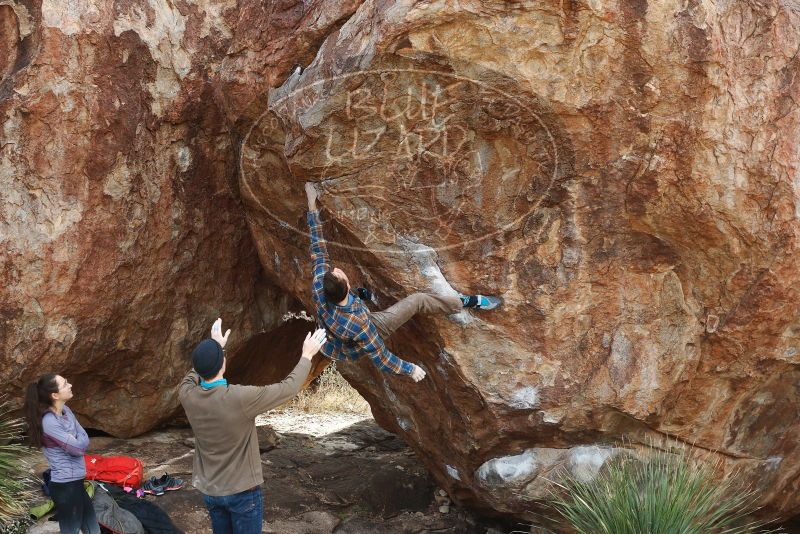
27, 411, 521, 534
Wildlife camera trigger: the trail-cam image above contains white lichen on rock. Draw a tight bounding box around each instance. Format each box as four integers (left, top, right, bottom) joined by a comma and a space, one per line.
446, 464, 461, 480
508, 386, 539, 409
475, 449, 538, 488
567, 445, 617, 483
396, 417, 412, 431
41, 0, 100, 35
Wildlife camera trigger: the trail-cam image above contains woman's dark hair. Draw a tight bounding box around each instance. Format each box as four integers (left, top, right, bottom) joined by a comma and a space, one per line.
24, 374, 59, 448
323, 271, 348, 303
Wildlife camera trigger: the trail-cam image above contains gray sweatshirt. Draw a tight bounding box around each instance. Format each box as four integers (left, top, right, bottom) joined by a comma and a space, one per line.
178, 358, 311, 496
41, 405, 89, 483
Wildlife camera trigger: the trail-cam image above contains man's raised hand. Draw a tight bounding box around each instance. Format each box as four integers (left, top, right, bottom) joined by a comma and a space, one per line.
211, 318, 231, 349
301, 328, 327, 360
410, 364, 426, 382
305, 181, 320, 211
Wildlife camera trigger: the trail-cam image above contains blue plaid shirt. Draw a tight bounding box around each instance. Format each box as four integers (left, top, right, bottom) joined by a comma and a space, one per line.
308, 210, 415, 376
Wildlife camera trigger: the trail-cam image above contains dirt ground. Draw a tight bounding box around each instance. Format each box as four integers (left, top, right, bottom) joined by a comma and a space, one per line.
27, 411, 520, 533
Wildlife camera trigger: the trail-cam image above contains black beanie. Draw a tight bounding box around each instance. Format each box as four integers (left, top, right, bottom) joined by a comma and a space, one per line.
192, 339, 224, 379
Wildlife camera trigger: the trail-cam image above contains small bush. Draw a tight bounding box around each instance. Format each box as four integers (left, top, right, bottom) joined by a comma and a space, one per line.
0, 400, 37, 530
549, 445, 780, 534
289, 363, 371, 415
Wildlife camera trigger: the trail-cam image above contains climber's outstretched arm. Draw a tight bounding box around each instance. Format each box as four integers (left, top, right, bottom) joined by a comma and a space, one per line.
354, 321, 426, 382
306, 182, 329, 305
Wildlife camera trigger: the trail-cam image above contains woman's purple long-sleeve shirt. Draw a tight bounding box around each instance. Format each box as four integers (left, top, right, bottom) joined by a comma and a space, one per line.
41, 405, 89, 482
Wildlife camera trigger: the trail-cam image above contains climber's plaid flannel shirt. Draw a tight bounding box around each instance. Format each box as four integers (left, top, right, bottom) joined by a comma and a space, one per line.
307, 210, 414, 376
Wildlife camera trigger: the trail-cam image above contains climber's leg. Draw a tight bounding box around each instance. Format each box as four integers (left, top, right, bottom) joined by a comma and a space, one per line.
370, 293, 462, 339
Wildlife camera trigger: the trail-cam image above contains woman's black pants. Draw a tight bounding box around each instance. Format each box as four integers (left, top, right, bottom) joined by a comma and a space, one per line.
49, 479, 101, 534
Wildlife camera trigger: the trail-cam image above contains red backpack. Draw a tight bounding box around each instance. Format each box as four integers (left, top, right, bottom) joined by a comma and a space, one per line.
84, 454, 144, 488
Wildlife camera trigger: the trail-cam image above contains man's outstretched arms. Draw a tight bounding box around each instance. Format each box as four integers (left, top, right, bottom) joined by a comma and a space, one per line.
303, 182, 425, 382
306, 182, 329, 305
354, 321, 427, 382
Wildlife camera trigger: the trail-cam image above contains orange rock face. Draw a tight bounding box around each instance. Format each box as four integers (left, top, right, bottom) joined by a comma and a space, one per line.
240, 0, 800, 518
1, 0, 361, 436
4, 0, 800, 519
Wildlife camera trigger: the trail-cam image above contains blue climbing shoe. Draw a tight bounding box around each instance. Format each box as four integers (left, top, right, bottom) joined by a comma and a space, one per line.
460, 294, 502, 310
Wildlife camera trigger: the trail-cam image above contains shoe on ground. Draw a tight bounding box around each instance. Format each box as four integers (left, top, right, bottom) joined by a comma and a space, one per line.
152, 473, 183, 491
460, 294, 502, 310
141, 477, 165, 496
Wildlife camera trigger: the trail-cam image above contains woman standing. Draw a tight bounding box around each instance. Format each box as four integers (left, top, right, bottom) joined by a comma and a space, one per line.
24, 374, 100, 534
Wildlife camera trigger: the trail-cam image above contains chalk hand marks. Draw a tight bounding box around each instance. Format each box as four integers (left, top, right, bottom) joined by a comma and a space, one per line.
241, 54, 571, 255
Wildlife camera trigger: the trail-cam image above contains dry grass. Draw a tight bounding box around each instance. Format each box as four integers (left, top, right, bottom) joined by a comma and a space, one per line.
289, 363, 372, 415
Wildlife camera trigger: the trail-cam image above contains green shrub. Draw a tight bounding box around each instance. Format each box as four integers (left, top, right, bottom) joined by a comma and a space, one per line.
0, 400, 37, 529
549, 445, 780, 534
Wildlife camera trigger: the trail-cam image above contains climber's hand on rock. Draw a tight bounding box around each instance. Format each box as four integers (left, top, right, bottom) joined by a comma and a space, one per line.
410, 364, 426, 382
301, 328, 327, 360
305, 182, 320, 210
211, 318, 231, 349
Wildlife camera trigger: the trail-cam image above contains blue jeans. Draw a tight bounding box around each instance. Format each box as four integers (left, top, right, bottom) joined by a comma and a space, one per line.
202, 486, 263, 534
48, 479, 101, 534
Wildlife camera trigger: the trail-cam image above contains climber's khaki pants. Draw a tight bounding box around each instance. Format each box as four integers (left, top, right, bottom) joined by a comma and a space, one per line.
369, 293, 462, 339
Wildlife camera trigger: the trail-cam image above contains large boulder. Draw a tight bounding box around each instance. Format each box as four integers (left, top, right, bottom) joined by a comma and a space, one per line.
4, 0, 800, 521
0, 0, 360, 436
239, 0, 800, 519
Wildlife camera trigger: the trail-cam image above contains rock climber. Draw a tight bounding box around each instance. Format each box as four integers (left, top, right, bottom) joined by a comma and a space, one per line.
304, 181, 500, 382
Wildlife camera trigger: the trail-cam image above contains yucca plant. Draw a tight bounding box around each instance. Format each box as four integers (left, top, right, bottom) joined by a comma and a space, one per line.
0, 399, 37, 530
548, 445, 781, 534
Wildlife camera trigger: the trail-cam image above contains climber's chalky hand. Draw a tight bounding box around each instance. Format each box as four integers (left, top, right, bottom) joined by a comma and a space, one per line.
410, 364, 426, 382
305, 182, 321, 210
